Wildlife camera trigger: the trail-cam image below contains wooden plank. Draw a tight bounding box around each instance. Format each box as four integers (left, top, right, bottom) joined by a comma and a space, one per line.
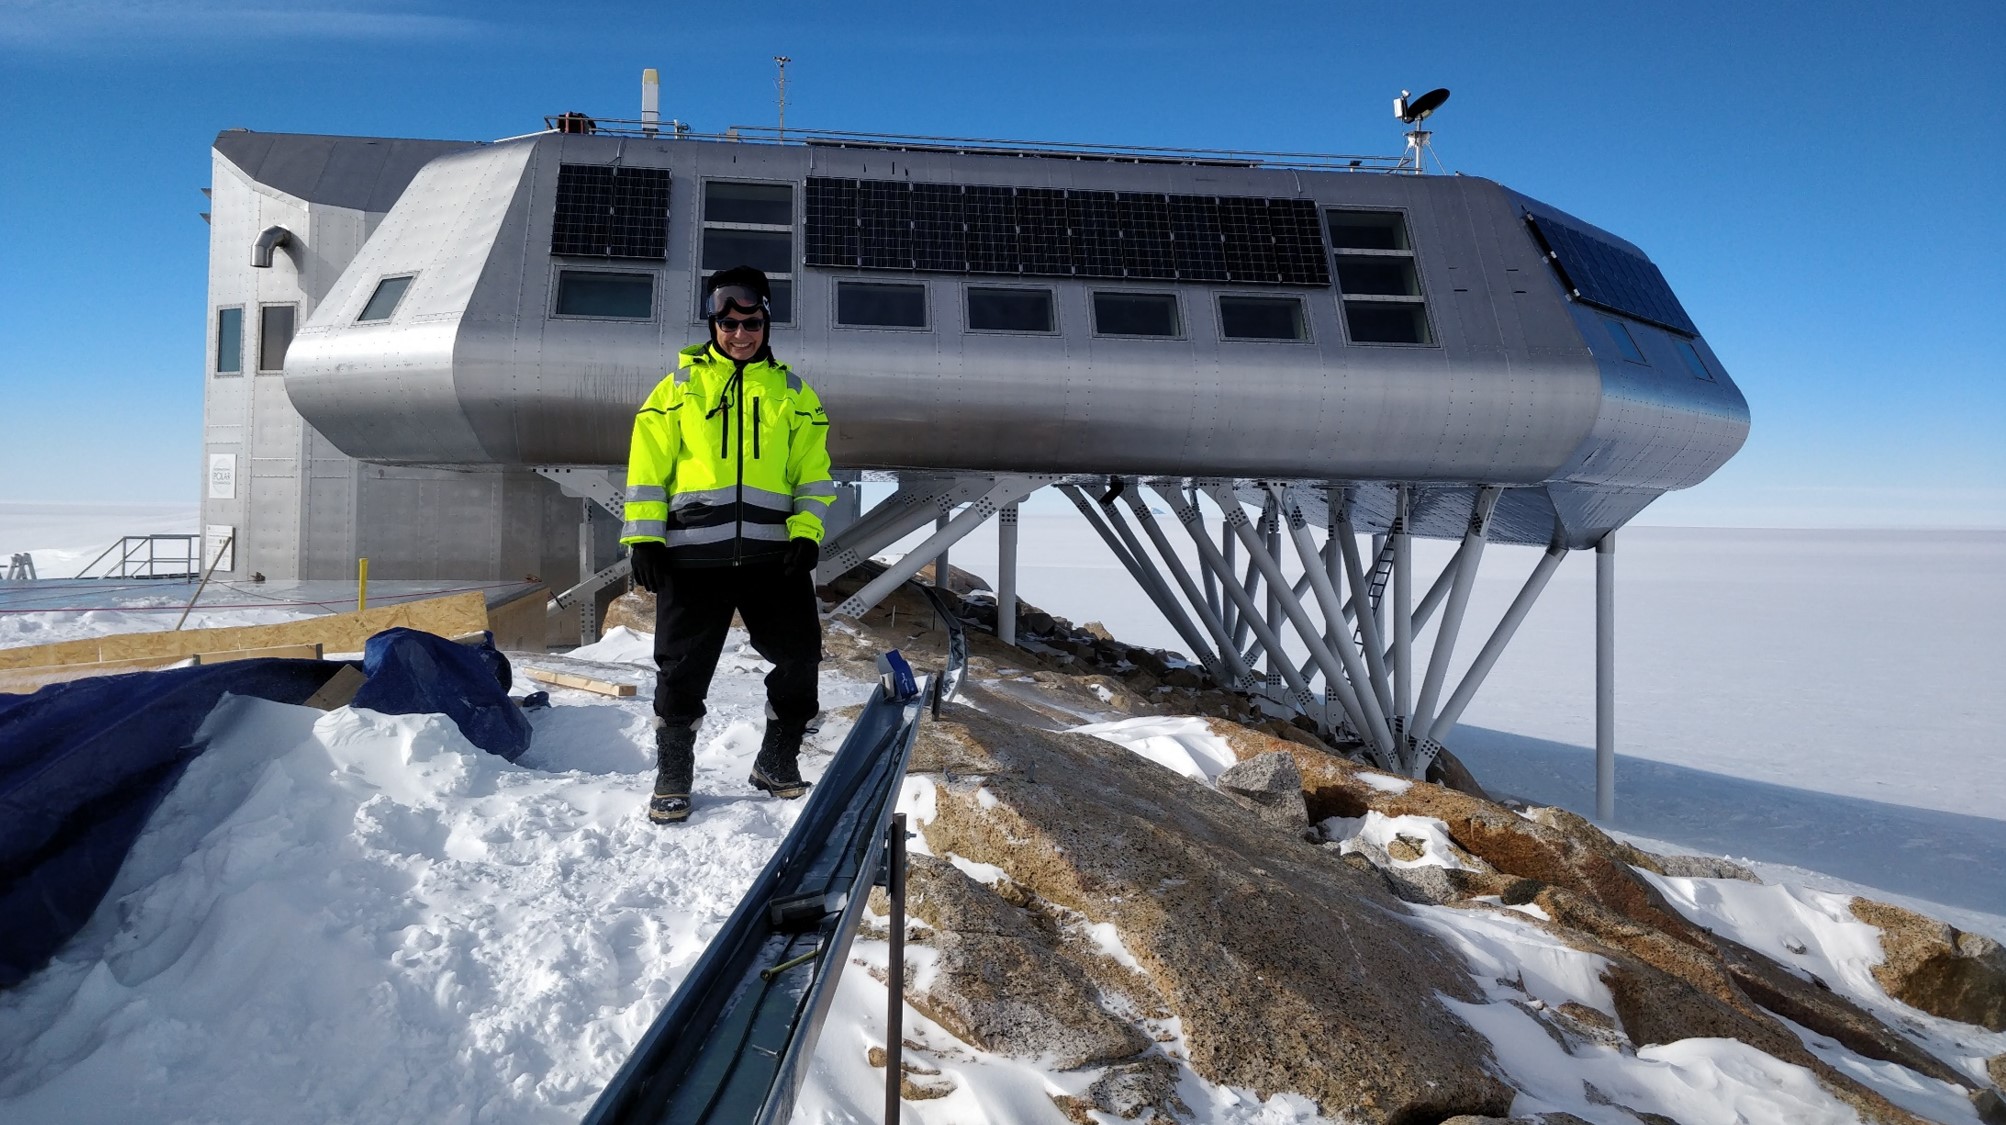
0, 591, 489, 670
0, 653, 197, 695
198, 642, 323, 663
486, 584, 552, 652
524, 667, 638, 697
302, 664, 368, 711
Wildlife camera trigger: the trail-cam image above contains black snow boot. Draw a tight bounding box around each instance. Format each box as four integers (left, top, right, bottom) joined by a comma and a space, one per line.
649, 717, 700, 824
748, 718, 811, 800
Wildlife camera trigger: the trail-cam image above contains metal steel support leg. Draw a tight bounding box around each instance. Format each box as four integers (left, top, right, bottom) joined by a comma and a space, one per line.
1061, 484, 1220, 674
1393, 486, 1414, 725
1123, 490, 1257, 689
997, 503, 1019, 647
833, 479, 1039, 618
1095, 489, 1225, 674
1597, 533, 1616, 822
1263, 495, 1284, 685
1411, 488, 1500, 757
1200, 484, 1395, 761
1152, 484, 1320, 712
1334, 507, 1396, 723
932, 514, 951, 590
1429, 542, 1567, 744
1267, 485, 1398, 767
817, 479, 969, 587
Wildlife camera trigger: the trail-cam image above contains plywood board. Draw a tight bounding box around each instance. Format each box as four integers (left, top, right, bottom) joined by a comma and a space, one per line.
486, 585, 552, 652
524, 668, 638, 697
0, 592, 489, 670
302, 664, 367, 711
0, 653, 196, 695
200, 643, 323, 663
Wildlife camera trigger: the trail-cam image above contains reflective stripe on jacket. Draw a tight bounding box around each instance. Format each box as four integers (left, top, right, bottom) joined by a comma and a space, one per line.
620, 343, 836, 565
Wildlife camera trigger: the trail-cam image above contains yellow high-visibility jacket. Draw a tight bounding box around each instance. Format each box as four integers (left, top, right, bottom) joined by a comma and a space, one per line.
620, 343, 836, 565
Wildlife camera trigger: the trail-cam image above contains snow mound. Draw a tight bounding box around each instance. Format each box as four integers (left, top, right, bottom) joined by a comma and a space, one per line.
1069, 715, 1238, 784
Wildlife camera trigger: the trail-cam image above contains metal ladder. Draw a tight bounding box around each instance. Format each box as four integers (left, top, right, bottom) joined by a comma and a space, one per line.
1351, 522, 1399, 650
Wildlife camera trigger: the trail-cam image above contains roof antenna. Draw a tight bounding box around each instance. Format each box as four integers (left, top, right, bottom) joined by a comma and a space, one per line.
1393, 87, 1450, 174
774, 56, 791, 141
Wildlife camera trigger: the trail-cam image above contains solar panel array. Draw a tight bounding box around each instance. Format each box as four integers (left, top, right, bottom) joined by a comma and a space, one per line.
806, 178, 1330, 286
551, 164, 672, 260
1525, 213, 1698, 336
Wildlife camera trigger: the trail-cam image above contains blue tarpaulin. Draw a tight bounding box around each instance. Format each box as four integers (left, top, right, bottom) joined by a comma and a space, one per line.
0, 629, 528, 989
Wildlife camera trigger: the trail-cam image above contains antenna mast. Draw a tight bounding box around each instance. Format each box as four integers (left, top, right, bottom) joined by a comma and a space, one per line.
1392, 87, 1451, 174
775, 56, 791, 140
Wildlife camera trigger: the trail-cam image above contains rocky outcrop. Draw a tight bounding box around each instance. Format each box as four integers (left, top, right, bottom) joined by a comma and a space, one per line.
1851, 898, 2006, 1031
909, 707, 1516, 1124
887, 853, 1150, 1069
1214, 750, 1309, 836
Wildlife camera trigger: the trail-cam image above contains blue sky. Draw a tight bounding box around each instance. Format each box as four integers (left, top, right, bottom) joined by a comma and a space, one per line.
1, 0, 2000, 525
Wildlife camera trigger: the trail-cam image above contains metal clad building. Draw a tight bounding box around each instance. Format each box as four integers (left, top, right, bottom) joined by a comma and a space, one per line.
203, 125, 1748, 579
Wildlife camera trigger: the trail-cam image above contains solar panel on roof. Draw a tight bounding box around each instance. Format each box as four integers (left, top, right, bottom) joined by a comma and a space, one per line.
1524, 213, 1698, 336
804, 177, 1330, 286
551, 164, 671, 260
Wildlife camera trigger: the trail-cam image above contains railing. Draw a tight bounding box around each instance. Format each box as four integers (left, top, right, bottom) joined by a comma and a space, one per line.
535, 116, 1408, 173
73, 535, 201, 580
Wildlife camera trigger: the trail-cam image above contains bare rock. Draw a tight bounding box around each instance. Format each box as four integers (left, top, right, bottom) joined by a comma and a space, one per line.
602, 588, 655, 633
1052, 1056, 1188, 1122
896, 853, 1150, 1069
1216, 751, 1310, 835
1632, 850, 1761, 882
1973, 1087, 2006, 1125
1852, 898, 2006, 1031
913, 708, 1515, 1124
1989, 1050, 2006, 1089
865, 1046, 957, 1100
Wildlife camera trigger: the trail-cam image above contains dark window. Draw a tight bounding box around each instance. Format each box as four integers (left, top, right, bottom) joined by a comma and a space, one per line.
1333, 258, 1420, 297
704, 181, 794, 226
1219, 295, 1306, 341
1343, 303, 1429, 346
215, 308, 242, 374
556, 271, 654, 319
258, 304, 295, 371
1092, 292, 1180, 337
700, 228, 793, 274
358, 276, 414, 322
1327, 211, 1410, 251
967, 287, 1055, 333
1676, 339, 1715, 381
701, 182, 795, 324
1330, 210, 1431, 346
550, 164, 671, 259
836, 281, 926, 328
1601, 316, 1646, 364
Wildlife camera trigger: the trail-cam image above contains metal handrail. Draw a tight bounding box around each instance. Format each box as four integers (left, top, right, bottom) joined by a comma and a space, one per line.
73, 534, 201, 580
537, 116, 1407, 173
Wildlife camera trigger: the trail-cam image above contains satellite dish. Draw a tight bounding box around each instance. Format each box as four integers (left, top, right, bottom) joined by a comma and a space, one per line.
1397, 87, 1451, 124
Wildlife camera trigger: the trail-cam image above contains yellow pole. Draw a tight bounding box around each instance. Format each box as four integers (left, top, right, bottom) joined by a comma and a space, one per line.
357, 557, 369, 612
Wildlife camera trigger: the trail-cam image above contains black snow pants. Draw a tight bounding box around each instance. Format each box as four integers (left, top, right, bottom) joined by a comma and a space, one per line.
653, 560, 821, 728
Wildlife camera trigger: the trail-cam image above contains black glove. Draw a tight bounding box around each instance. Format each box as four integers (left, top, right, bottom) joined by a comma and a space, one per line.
782, 536, 819, 578
629, 542, 673, 596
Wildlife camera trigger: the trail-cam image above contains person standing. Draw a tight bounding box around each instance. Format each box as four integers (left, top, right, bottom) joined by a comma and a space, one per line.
620, 267, 836, 825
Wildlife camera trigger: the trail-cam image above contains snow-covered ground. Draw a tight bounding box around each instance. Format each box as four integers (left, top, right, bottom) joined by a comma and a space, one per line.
3, 503, 2003, 1123
0, 501, 199, 580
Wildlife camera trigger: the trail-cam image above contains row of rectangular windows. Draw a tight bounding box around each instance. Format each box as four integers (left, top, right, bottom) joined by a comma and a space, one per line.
212, 304, 295, 374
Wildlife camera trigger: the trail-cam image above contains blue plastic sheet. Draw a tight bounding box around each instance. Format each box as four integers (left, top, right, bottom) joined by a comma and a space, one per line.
0, 629, 529, 989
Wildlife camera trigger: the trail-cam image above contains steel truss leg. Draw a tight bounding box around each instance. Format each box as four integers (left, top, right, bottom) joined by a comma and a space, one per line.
1410, 488, 1500, 756
1329, 493, 1396, 725
831, 478, 1043, 618
997, 503, 1019, 646
1199, 484, 1397, 764
1119, 488, 1258, 690
1428, 541, 1568, 745
1263, 496, 1284, 685
816, 478, 968, 586
1393, 486, 1413, 724
933, 514, 951, 590
1152, 484, 1319, 712
1060, 483, 1221, 676
1597, 533, 1615, 822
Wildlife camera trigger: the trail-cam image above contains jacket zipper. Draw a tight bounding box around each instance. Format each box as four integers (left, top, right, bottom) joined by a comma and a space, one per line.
752, 397, 761, 460
733, 362, 746, 566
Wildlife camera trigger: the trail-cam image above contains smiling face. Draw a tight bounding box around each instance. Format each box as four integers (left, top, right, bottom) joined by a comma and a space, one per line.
712, 311, 768, 361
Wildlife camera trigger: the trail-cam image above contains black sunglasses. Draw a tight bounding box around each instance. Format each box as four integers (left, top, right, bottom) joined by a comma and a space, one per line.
715, 316, 768, 333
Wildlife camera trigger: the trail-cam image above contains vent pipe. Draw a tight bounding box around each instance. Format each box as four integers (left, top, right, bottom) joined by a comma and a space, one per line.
641, 68, 659, 136
251, 225, 293, 268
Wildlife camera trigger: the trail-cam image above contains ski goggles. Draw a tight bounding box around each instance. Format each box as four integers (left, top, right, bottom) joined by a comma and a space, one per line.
703, 283, 770, 320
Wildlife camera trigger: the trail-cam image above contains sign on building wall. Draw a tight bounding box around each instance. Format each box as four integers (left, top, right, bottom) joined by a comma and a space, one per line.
208, 453, 237, 500
205, 524, 235, 571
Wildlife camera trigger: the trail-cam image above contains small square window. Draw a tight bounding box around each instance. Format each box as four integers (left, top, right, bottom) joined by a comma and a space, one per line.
258, 304, 295, 371
1335, 258, 1420, 297
967, 287, 1055, 333
556, 271, 655, 319
836, 281, 927, 328
1326, 211, 1411, 251
215, 308, 242, 374
1092, 291, 1180, 337
1675, 339, 1715, 381
1344, 303, 1430, 345
1601, 316, 1646, 364
1219, 295, 1306, 341
704, 181, 794, 226
358, 275, 414, 322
